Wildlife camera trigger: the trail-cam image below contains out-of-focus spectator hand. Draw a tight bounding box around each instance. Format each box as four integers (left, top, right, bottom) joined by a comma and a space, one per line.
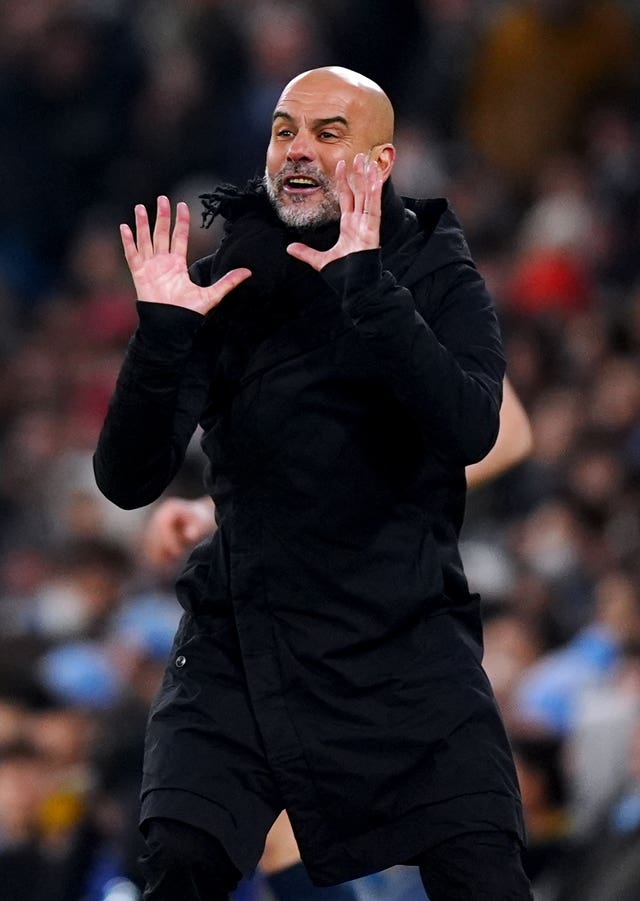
120, 195, 251, 314
142, 497, 216, 567
466, 378, 532, 489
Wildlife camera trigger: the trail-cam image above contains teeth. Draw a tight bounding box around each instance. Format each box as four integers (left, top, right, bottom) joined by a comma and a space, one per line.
288, 177, 317, 186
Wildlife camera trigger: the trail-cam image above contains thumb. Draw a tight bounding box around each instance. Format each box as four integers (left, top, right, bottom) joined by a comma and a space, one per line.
203, 267, 252, 313
286, 242, 326, 272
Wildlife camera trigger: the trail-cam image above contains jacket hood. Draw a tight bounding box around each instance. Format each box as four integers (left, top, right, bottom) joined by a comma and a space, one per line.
399, 196, 475, 287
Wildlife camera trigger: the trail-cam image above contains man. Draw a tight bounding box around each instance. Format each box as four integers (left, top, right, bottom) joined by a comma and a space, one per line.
140, 377, 532, 901
94, 67, 532, 900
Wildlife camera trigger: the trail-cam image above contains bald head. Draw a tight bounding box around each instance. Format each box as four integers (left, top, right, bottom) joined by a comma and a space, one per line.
265, 66, 396, 229
277, 66, 395, 145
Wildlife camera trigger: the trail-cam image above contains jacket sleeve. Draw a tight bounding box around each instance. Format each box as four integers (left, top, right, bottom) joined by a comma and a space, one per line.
321, 249, 505, 465
93, 302, 209, 509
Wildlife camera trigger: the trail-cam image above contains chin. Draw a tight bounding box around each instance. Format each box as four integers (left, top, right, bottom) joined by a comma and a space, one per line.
276, 204, 330, 230
265, 175, 339, 229
275, 197, 341, 230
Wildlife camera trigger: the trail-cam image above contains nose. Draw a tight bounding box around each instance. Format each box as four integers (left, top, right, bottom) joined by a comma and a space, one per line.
286, 130, 315, 163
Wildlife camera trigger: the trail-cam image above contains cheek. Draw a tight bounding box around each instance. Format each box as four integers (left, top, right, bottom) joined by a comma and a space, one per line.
266, 144, 284, 178
321, 151, 348, 179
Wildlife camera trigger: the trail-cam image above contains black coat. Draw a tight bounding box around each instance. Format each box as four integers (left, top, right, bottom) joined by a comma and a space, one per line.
94, 182, 524, 885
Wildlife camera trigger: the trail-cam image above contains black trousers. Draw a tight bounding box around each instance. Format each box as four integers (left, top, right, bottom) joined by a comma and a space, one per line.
140, 818, 533, 901
140, 818, 243, 900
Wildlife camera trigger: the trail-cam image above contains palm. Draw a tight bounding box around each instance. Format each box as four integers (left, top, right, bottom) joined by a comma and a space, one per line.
131, 251, 202, 309
287, 154, 384, 272
329, 208, 374, 263
121, 196, 251, 315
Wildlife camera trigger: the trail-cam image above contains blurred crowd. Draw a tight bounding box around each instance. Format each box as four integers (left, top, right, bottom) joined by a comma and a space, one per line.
1, 1, 640, 899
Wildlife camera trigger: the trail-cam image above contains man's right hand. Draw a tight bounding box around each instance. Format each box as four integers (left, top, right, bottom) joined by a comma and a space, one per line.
142, 496, 217, 567
120, 196, 251, 315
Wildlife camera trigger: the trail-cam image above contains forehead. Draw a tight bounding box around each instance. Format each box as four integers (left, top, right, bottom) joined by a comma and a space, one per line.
273, 80, 368, 125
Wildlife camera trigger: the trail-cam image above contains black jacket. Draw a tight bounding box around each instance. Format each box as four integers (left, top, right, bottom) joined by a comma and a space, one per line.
94, 181, 524, 884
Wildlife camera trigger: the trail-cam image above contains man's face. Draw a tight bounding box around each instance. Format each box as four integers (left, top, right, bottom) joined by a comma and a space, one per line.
265, 75, 383, 230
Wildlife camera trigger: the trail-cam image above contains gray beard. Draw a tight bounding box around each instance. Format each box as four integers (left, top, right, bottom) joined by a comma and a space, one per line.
264, 166, 340, 230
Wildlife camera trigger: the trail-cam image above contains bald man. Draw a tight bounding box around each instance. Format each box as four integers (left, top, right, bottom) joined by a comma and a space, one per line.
95, 68, 532, 900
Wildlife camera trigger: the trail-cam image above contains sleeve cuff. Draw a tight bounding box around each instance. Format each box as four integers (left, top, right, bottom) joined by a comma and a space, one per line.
134, 302, 204, 358
320, 249, 383, 302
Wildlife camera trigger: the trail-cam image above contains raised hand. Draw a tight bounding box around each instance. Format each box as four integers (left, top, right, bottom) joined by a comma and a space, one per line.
286, 153, 383, 272
120, 195, 251, 315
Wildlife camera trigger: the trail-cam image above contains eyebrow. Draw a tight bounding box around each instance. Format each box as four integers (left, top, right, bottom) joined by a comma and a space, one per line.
272, 110, 349, 130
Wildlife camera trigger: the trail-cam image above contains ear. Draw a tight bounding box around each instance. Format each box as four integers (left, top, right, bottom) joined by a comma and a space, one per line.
372, 143, 396, 181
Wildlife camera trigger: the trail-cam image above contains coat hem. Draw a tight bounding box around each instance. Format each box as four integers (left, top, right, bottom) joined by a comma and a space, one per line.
140, 787, 279, 878
299, 791, 526, 886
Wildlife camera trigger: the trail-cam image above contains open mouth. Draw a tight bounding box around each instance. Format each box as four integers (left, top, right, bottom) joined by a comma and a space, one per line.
283, 175, 321, 194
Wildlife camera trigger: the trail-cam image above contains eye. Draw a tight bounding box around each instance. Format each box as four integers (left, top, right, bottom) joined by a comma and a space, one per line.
276, 128, 294, 138
319, 131, 339, 141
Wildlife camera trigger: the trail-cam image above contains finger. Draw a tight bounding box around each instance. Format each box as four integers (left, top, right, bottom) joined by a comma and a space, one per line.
335, 159, 354, 215
183, 519, 209, 542
364, 159, 383, 227
286, 242, 325, 271
349, 153, 367, 213
175, 514, 199, 550
142, 527, 182, 565
153, 195, 171, 255
171, 201, 190, 260
161, 530, 187, 562
134, 204, 154, 259
120, 223, 140, 272
183, 522, 202, 542
204, 267, 253, 312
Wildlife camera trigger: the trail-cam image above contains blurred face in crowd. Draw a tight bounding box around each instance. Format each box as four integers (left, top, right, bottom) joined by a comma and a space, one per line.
0, 749, 47, 843
265, 66, 395, 229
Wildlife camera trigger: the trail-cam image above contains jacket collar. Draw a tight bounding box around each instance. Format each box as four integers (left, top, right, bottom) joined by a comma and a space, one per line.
201, 176, 418, 249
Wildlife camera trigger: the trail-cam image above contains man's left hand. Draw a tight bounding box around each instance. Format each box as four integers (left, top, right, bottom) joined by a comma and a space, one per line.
286, 153, 383, 271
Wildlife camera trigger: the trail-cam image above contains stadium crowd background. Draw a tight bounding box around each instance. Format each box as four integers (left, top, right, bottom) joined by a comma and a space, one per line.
1, 1, 640, 899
